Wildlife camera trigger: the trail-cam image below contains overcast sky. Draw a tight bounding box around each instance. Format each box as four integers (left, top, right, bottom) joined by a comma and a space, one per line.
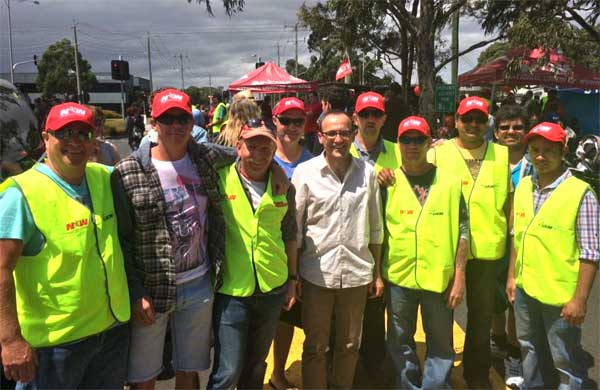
1, 0, 490, 89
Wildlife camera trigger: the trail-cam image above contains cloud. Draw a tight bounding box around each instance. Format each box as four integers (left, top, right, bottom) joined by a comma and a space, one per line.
1, 0, 490, 89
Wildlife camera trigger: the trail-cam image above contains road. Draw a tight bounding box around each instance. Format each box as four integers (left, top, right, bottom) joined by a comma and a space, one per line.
111, 136, 599, 389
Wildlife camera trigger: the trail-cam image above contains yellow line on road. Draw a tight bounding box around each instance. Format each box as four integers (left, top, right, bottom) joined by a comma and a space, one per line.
264, 310, 506, 389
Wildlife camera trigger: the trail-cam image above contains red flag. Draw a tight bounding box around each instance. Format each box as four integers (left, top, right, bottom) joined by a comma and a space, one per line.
335, 57, 352, 80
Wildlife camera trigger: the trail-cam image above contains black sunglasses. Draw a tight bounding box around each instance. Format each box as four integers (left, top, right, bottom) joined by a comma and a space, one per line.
398, 135, 428, 145
358, 109, 385, 119
157, 113, 192, 126
460, 114, 487, 125
498, 124, 525, 131
49, 128, 94, 142
277, 116, 305, 127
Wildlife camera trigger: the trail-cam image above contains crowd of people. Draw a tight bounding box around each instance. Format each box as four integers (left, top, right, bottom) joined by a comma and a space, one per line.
0, 85, 598, 390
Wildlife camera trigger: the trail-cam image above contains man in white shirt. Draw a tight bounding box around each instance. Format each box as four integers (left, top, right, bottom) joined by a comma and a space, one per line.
292, 110, 384, 389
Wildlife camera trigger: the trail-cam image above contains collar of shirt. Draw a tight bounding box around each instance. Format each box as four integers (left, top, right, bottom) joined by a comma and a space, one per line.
533, 168, 571, 192
316, 153, 360, 180
353, 135, 385, 165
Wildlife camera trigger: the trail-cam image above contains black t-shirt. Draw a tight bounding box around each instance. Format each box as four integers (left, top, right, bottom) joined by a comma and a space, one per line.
403, 166, 437, 205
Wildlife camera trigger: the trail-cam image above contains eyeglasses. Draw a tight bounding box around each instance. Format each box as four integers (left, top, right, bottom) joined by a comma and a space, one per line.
156, 113, 192, 126
246, 118, 265, 128
398, 135, 428, 145
48, 128, 95, 142
277, 116, 305, 127
321, 129, 355, 140
498, 124, 525, 131
357, 109, 385, 119
460, 114, 487, 125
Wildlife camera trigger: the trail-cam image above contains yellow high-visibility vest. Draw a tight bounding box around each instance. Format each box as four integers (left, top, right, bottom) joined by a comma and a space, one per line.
384, 169, 461, 292
1, 164, 130, 347
350, 138, 401, 172
514, 175, 591, 306
218, 163, 288, 297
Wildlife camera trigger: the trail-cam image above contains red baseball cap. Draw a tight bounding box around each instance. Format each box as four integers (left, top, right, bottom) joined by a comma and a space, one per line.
45, 102, 95, 132
272, 97, 306, 116
398, 116, 431, 138
355, 91, 385, 113
152, 89, 192, 118
239, 120, 277, 144
524, 122, 566, 146
457, 96, 489, 116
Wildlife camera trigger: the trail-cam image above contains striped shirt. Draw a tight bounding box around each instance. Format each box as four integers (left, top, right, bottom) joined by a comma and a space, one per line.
533, 169, 600, 262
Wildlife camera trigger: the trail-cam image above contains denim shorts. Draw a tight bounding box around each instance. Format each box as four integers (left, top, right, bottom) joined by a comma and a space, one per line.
127, 275, 214, 383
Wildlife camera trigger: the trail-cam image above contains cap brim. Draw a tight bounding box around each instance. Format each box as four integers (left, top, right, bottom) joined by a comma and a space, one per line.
47, 119, 95, 132
240, 130, 276, 144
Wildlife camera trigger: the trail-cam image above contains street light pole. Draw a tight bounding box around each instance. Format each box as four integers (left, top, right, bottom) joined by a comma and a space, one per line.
7, 0, 15, 84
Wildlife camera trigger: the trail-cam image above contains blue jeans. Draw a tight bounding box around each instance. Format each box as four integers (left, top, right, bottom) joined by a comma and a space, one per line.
208, 291, 285, 390
386, 283, 455, 390
16, 323, 129, 389
514, 287, 588, 390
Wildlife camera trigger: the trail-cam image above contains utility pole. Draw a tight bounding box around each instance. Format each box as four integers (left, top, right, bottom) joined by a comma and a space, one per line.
119, 54, 125, 120
450, 3, 459, 91
147, 32, 153, 92
7, 0, 14, 84
72, 22, 82, 103
294, 23, 298, 76
209, 74, 212, 94
177, 54, 185, 90
276, 43, 281, 67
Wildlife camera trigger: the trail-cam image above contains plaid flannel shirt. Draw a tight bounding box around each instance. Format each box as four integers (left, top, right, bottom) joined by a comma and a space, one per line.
111, 140, 235, 313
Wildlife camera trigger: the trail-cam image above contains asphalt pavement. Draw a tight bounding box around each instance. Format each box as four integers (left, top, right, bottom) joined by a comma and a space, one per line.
110, 135, 599, 388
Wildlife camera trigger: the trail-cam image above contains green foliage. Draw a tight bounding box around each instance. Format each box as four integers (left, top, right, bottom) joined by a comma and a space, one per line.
184, 86, 222, 106
36, 39, 96, 98
477, 41, 513, 65
188, 0, 244, 16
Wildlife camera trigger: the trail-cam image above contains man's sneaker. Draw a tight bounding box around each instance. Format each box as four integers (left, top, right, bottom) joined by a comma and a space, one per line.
490, 334, 509, 359
504, 356, 524, 390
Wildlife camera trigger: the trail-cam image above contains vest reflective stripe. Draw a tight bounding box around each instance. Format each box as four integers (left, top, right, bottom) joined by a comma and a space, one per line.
5, 164, 130, 347
431, 140, 509, 260
211, 102, 227, 133
383, 169, 461, 292
218, 164, 288, 297
350, 139, 401, 171
514, 175, 589, 306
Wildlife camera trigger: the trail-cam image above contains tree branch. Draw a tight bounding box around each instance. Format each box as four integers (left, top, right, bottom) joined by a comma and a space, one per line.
386, 0, 418, 36
565, 7, 600, 45
434, 34, 506, 73
440, 0, 467, 23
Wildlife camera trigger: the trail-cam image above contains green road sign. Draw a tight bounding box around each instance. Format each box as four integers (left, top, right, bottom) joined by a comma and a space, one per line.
436, 84, 456, 113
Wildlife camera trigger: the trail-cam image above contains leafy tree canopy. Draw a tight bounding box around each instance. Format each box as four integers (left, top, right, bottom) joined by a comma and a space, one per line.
189, 0, 245, 16
36, 39, 96, 98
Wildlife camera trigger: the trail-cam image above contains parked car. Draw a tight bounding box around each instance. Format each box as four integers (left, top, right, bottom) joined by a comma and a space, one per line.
0, 79, 43, 181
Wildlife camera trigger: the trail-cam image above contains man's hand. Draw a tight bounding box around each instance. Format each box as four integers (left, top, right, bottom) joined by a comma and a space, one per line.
368, 275, 384, 299
561, 297, 587, 326
270, 163, 290, 196
283, 280, 298, 311
377, 168, 395, 188
506, 276, 516, 305
1, 337, 37, 383
445, 273, 465, 309
132, 296, 155, 325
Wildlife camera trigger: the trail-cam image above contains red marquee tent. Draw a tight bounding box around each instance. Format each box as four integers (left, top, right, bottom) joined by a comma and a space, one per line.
229, 62, 318, 94
459, 48, 600, 90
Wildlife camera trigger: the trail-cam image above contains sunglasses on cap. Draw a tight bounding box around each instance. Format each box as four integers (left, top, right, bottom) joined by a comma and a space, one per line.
276, 116, 306, 127
246, 118, 265, 128
459, 114, 487, 125
156, 113, 193, 126
48, 128, 95, 142
498, 124, 525, 131
320, 129, 355, 140
398, 135, 428, 145
358, 109, 385, 119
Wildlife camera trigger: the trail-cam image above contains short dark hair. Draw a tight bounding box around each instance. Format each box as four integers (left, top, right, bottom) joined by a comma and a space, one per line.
495, 105, 530, 132
321, 86, 347, 110
319, 110, 351, 131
